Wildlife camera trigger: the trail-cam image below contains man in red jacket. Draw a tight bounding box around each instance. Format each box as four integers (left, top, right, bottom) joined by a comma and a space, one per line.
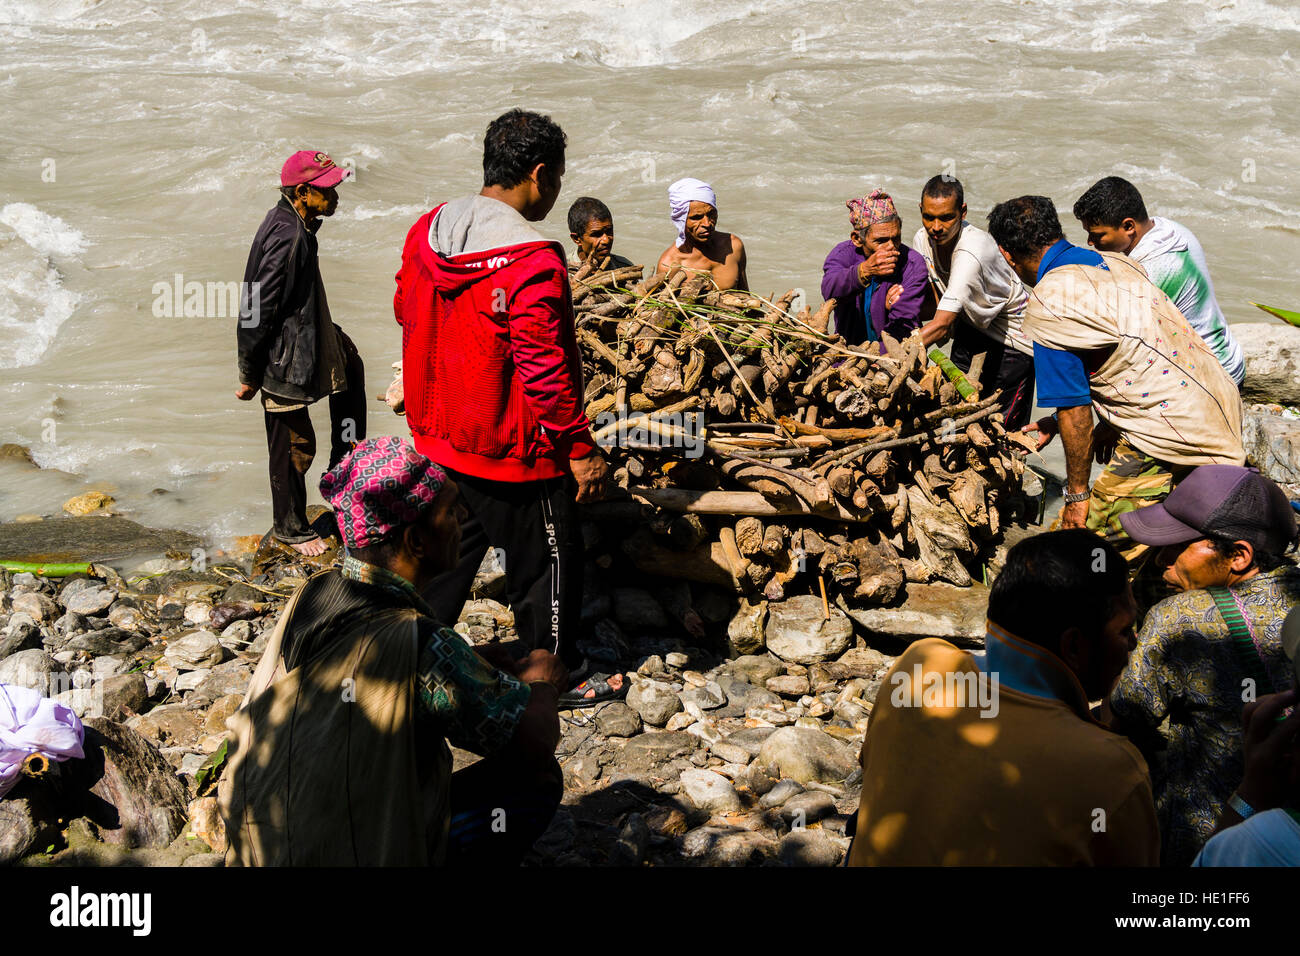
394, 109, 617, 706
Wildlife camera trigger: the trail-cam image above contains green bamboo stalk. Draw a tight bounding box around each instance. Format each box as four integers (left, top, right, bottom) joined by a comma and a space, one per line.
0, 560, 93, 577
927, 348, 977, 399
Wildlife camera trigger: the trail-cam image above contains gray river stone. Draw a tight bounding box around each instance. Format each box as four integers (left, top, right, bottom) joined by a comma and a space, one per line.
0, 516, 200, 566
840, 581, 988, 648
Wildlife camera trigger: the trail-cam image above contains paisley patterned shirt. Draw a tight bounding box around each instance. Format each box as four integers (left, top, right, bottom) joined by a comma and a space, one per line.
340, 556, 529, 755
1109, 565, 1300, 866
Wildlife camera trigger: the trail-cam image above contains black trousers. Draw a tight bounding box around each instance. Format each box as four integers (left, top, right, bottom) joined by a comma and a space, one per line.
950, 320, 1036, 431
423, 467, 585, 669
263, 331, 366, 543
446, 751, 563, 866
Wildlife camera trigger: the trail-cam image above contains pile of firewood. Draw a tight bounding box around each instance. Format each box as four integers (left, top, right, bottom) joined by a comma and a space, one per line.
570, 255, 1032, 608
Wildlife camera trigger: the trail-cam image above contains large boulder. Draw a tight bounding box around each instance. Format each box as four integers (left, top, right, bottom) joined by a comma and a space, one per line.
0, 797, 59, 864
1242, 404, 1300, 498
840, 582, 988, 649
626, 677, 682, 727
10, 591, 57, 624
756, 726, 859, 785
679, 768, 742, 814
62, 585, 117, 617
726, 597, 767, 657
163, 631, 224, 670
614, 731, 698, 773
1237, 322, 1300, 407
55, 718, 190, 848
764, 595, 853, 664
0, 649, 61, 695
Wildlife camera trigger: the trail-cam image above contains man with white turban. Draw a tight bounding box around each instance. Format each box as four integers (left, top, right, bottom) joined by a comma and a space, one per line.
655, 177, 748, 291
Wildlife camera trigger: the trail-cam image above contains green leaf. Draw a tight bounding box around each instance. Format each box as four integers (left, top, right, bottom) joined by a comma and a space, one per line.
1251, 301, 1300, 328
194, 738, 229, 795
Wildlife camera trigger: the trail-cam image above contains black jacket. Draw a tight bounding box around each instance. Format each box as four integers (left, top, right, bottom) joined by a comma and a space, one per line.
237, 198, 327, 398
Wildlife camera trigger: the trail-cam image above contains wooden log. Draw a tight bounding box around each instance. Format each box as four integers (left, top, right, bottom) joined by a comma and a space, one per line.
762, 548, 801, 601
809, 298, 836, 334
735, 516, 766, 557
621, 529, 737, 589
623, 487, 874, 523
965, 351, 987, 394
720, 459, 832, 510
948, 469, 990, 532
575, 265, 645, 291
761, 523, 787, 557
780, 419, 894, 443
878, 334, 921, 411
863, 450, 892, 482
717, 526, 752, 588
667, 513, 708, 551
827, 466, 856, 500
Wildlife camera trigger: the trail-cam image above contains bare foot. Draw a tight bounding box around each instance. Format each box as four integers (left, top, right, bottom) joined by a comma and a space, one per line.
289, 536, 328, 556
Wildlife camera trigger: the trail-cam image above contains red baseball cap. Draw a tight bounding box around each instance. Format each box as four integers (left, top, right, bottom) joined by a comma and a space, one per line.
280, 150, 349, 189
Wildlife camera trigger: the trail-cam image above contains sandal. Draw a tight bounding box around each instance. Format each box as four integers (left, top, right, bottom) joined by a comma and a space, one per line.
557, 671, 627, 709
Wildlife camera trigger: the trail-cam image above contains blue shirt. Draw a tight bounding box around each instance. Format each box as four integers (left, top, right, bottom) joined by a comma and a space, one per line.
1032, 240, 1108, 408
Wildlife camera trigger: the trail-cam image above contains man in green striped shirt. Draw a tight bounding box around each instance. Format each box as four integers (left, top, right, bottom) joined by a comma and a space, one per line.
1073, 176, 1245, 386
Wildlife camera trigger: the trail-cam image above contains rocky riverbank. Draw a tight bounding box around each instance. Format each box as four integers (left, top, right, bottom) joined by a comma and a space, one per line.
0, 504, 1006, 868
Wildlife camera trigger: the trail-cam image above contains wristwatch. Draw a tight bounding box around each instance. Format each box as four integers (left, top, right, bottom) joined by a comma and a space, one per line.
1227, 792, 1256, 819
1062, 489, 1090, 504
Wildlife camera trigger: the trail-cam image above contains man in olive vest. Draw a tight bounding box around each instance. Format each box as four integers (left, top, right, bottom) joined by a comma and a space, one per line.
220, 435, 567, 866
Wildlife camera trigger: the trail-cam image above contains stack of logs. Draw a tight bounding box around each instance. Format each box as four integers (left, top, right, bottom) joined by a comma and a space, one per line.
571, 254, 1033, 609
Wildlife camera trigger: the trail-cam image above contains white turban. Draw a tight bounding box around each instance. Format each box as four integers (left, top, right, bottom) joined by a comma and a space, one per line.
668, 177, 717, 248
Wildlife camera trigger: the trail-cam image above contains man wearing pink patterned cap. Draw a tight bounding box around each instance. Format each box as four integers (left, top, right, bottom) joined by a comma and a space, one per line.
235, 150, 367, 556
820, 188, 935, 347
220, 435, 568, 866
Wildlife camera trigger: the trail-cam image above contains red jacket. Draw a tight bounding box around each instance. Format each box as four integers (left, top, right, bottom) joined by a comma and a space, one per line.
394, 204, 596, 482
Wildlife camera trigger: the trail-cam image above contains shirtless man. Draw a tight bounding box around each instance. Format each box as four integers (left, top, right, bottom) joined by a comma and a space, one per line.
655, 177, 748, 291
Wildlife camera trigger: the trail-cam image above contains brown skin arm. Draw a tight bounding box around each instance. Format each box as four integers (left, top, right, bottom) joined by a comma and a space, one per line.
1057, 404, 1094, 529
1210, 689, 1300, 836
654, 245, 681, 277
725, 234, 748, 292
570, 449, 609, 503
919, 308, 960, 347
505, 649, 568, 755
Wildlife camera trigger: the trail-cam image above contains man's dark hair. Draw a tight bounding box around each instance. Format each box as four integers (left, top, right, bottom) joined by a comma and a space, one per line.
987, 530, 1129, 651
986, 195, 1065, 259
483, 109, 567, 190
922, 174, 964, 210
350, 534, 404, 569
1206, 534, 1289, 574
568, 197, 612, 236
1072, 176, 1148, 228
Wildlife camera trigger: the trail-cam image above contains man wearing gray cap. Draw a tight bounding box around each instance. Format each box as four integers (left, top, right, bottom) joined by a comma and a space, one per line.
1105, 464, 1300, 866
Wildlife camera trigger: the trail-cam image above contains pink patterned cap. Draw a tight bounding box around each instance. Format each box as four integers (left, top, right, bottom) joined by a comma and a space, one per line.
847, 189, 898, 230
281, 149, 350, 189
319, 436, 448, 549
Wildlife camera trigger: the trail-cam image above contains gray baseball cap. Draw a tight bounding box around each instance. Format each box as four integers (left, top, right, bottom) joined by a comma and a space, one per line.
1119, 464, 1297, 555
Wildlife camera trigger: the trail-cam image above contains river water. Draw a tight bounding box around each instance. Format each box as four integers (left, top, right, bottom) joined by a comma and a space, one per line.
1, 0, 1297, 544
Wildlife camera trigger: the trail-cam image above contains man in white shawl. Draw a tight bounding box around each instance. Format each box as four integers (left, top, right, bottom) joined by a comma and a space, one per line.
655, 177, 748, 291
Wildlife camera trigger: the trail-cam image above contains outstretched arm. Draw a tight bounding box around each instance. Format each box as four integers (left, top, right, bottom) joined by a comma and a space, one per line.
1057, 404, 1094, 529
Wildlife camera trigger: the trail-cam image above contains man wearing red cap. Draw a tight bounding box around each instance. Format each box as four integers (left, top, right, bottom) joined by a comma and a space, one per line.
235, 150, 366, 555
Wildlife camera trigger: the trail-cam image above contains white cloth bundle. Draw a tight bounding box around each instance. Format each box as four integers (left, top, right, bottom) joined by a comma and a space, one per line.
668, 178, 717, 248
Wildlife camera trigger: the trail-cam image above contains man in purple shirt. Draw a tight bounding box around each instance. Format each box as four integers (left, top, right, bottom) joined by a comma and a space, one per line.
821, 189, 934, 346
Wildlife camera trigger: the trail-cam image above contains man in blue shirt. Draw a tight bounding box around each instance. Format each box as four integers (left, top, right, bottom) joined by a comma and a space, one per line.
986, 195, 1245, 570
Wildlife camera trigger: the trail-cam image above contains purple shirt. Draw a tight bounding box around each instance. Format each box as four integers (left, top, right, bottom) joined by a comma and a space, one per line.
821, 239, 933, 346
